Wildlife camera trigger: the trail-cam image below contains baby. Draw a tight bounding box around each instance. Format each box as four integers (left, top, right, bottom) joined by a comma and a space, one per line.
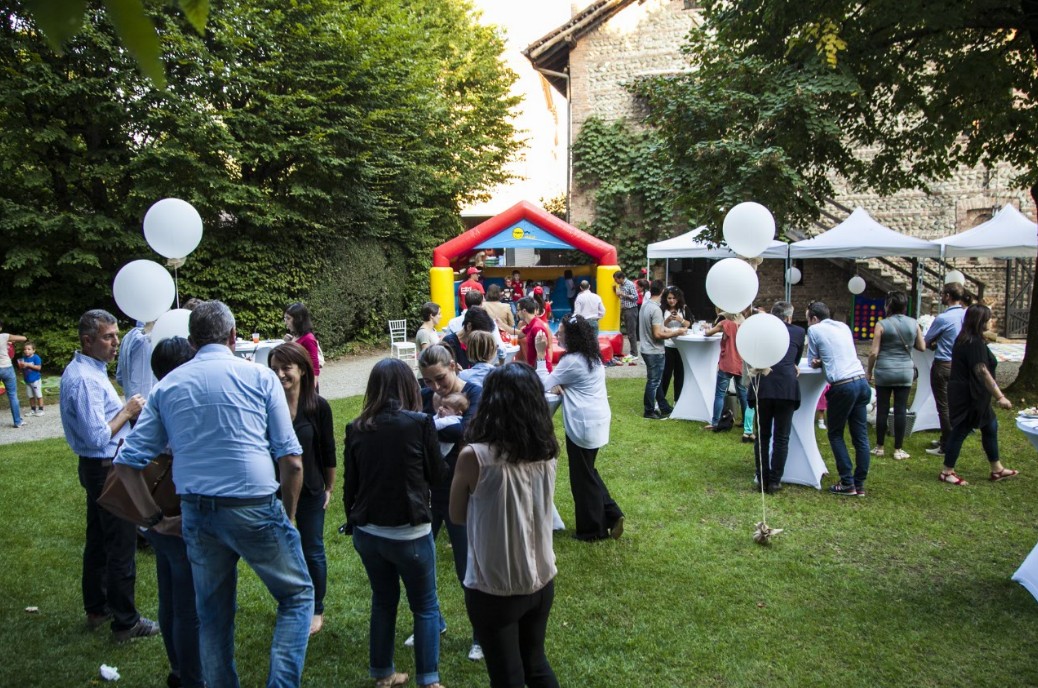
433, 391, 470, 457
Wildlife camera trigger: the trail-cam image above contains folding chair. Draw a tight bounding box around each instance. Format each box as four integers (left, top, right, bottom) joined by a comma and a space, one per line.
389, 320, 417, 367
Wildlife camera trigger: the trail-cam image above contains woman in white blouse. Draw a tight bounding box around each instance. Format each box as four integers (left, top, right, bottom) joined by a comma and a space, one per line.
534, 315, 623, 541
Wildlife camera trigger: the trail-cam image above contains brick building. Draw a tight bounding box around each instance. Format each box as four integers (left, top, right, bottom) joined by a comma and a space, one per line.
524, 0, 1036, 335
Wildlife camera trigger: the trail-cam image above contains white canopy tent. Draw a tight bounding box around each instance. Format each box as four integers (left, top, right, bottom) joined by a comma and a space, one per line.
646, 226, 789, 260
788, 207, 942, 259
933, 204, 1038, 259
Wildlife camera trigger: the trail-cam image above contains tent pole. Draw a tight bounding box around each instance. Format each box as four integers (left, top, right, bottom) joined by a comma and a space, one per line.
910, 258, 919, 317
784, 246, 792, 303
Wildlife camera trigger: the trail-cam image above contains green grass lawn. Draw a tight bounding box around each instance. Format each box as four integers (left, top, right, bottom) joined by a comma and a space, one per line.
1, 378, 1037, 687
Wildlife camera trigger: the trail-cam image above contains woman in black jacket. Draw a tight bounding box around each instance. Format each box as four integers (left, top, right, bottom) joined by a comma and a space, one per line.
269, 342, 336, 635
748, 302, 806, 493
344, 358, 446, 688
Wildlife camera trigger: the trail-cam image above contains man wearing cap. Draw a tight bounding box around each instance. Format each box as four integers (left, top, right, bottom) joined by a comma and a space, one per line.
573, 280, 605, 337
459, 266, 485, 302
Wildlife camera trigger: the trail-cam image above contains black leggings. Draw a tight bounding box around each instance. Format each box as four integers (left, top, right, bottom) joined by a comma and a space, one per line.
875, 385, 911, 449
661, 346, 684, 403
465, 581, 559, 688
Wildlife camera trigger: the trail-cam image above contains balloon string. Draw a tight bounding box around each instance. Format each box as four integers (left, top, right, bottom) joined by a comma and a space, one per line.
753, 374, 767, 525
174, 265, 180, 309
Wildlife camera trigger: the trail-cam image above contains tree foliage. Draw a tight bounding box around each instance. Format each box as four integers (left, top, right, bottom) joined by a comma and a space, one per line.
571, 118, 678, 273
0, 0, 520, 363
630, 0, 1038, 387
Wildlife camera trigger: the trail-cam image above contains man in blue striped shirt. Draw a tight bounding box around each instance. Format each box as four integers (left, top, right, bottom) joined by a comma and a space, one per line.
59, 309, 158, 640
117, 300, 312, 688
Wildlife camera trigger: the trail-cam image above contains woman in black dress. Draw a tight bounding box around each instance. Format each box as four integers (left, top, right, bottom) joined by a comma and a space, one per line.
937, 304, 1018, 486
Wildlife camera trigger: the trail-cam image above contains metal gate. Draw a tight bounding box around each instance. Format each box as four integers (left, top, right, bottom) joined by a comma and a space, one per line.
1005, 258, 1034, 338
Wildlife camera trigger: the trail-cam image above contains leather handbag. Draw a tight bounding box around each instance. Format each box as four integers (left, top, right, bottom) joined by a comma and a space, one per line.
97, 453, 180, 527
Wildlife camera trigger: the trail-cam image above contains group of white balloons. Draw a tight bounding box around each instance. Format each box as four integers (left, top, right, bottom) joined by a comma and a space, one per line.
699, 202, 792, 370
112, 199, 203, 344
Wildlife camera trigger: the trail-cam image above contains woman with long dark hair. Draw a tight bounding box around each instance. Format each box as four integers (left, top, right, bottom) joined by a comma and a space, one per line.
268, 342, 336, 635
418, 344, 484, 661
866, 291, 925, 460
660, 286, 693, 407
938, 304, 1017, 486
284, 302, 322, 383
344, 358, 446, 688
450, 364, 560, 688
535, 315, 623, 541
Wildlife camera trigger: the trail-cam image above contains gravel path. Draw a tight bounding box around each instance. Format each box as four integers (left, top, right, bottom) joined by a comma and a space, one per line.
1, 347, 1019, 447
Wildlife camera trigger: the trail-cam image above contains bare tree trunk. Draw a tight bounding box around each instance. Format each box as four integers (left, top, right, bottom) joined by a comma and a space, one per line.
1006, 182, 1038, 394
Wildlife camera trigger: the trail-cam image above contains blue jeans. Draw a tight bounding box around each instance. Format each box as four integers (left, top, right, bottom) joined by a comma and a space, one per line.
181, 495, 313, 688
824, 379, 872, 488
144, 529, 203, 688
944, 416, 999, 470
295, 491, 327, 615
711, 371, 747, 426
353, 529, 441, 686
642, 353, 668, 414
0, 366, 21, 426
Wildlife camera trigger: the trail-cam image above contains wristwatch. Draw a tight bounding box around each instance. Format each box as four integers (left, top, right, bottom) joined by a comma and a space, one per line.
144, 509, 164, 529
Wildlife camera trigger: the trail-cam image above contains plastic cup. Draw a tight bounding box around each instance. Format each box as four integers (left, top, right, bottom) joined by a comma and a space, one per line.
252, 332, 260, 344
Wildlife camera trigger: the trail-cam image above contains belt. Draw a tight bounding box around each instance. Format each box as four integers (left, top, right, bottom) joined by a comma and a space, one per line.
831, 374, 866, 387
181, 494, 277, 509
622, 305, 639, 310
79, 457, 114, 467
933, 360, 951, 366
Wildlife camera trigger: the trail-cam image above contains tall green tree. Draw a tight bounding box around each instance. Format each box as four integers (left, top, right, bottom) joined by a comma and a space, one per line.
0, 0, 520, 359
634, 0, 1038, 389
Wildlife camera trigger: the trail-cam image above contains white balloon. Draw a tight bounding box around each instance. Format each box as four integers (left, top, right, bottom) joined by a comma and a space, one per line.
143, 198, 203, 259
723, 202, 775, 258
945, 269, 966, 285
113, 260, 176, 322
736, 313, 791, 369
848, 275, 866, 295
706, 258, 759, 314
150, 309, 192, 344
785, 267, 802, 284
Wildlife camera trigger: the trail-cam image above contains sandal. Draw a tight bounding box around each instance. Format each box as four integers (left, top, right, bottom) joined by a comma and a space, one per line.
375, 673, 409, 688
990, 468, 1020, 482
938, 471, 968, 486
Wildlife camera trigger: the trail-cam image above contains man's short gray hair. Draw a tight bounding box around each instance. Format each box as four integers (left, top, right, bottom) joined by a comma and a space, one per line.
189, 300, 236, 347
79, 309, 117, 338
771, 301, 794, 321
579, 280, 590, 291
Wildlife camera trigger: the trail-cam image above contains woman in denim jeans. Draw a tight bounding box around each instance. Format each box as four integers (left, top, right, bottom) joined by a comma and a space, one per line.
269, 342, 336, 636
344, 358, 447, 688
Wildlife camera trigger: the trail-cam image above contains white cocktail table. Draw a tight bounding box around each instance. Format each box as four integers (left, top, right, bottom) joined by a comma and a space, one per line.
909, 348, 940, 432
671, 335, 722, 422
779, 364, 829, 489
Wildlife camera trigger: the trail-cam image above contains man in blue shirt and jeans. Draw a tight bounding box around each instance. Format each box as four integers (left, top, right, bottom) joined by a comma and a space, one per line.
923, 283, 967, 457
59, 309, 157, 640
117, 301, 312, 688
807, 301, 872, 497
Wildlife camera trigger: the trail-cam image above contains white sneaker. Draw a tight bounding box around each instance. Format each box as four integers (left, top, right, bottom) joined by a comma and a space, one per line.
817, 419, 826, 430
35, 409, 44, 415
405, 625, 447, 647
925, 447, 944, 456
468, 643, 484, 661
893, 449, 910, 461
871, 446, 885, 456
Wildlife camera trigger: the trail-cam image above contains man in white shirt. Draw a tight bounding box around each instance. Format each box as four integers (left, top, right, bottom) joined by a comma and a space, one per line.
806, 301, 871, 497
572, 280, 605, 336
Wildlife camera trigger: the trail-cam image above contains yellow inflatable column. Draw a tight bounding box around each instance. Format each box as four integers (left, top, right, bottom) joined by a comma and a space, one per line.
596, 264, 621, 332
429, 267, 456, 321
